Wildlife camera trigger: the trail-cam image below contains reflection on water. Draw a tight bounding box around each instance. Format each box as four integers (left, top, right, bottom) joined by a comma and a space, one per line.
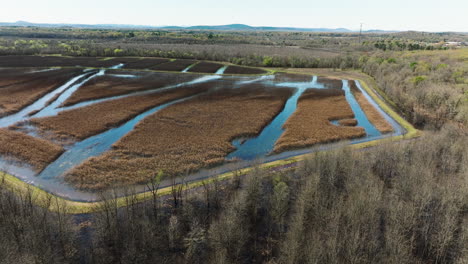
227, 78, 383, 160
0, 68, 404, 201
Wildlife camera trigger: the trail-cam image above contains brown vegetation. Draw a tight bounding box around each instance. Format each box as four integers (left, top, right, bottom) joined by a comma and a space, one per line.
274, 89, 366, 153
188, 62, 224, 73
349, 80, 394, 133
224, 65, 267, 75
0, 55, 126, 68
151, 59, 197, 71
61, 71, 199, 106
122, 58, 170, 69
0, 128, 63, 171
317, 76, 343, 89
274, 72, 313, 82
66, 85, 294, 190
0, 68, 82, 116
31, 84, 213, 141
338, 118, 358, 126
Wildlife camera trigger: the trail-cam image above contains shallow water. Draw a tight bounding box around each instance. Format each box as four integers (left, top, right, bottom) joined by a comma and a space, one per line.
227, 77, 317, 160
58, 75, 222, 112
0, 69, 405, 201
227, 77, 382, 160
342, 80, 381, 137
32, 70, 105, 118
0, 72, 93, 127
39, 94, 201, 179
215, 65, 228, 74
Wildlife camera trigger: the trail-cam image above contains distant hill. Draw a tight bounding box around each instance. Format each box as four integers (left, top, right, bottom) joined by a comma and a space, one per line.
0, 21, 399, 33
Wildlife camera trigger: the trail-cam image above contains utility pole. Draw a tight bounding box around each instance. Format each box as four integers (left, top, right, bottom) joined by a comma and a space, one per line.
359, 23, 363, 44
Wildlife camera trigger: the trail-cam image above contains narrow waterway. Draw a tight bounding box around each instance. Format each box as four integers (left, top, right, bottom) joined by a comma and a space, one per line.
39, 93, 202, 179
0, 70, 405, 201
227, 77, 317, 160
0, 71, 94, 128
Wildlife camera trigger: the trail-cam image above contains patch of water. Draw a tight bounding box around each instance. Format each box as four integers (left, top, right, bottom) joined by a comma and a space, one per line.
32, 70, 105, 118
0, 72, 93, 128
181, 63, 197, 73
109, 74, 138, 78
342, 80, 381, 137
29, 68, 60, 73
59, 75, 222, 112
38, 93, 203, 179
215, 66, 228, 74
227, 76, 318, 160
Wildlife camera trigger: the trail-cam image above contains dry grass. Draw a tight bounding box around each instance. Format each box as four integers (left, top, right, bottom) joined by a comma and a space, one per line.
0, 128, 64, 171
274, 89, 366, 153
188, 62, 224, 73
61, 71, 199, 106
65, 85, 293, 190
349, 80, 393, 133
122, 58, 170, 69
0, 68, 81, 116
31, 84, 212, 141
0, 56, 123, 68
317, 76, 343, 89
151, 59, 197, 71
224, 65, 267, 75
338, 118, 358, 126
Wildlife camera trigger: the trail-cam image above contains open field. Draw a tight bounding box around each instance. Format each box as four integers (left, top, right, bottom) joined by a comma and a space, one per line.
0, 128, 63, 171
31, 84, 213, 141
274, 89, 366, 153
65, 84, 294, 190
0, 68, 82, 116
188, 61, 224, 73
349, 80, 393, 133
224, 65, 267, 75
150, 59, 197, 71
61, 71, 199, 106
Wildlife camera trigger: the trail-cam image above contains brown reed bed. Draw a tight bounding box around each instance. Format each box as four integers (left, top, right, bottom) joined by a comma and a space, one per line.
349, 80, 393, 133
0, 68, 82, 117
0, 56, 124, 68
150, 59, 197, 71
122, 58, 170, 69
224, 65, 267, 75
65, 84, 294, 190
274, 73, 314, 82
0, 128, 64, 172
338, 119, 358, 126
61, 71, 200, 107
188, 62, 224, 73
317, 76, 343, 89
274, 89, 366, 153
31, 83, 215, 141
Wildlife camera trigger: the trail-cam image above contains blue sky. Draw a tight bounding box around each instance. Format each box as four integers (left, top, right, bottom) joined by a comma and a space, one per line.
1, 0, 466, 32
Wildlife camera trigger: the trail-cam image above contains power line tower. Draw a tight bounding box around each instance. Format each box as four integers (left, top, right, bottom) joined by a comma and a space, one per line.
359, 23, 363, 44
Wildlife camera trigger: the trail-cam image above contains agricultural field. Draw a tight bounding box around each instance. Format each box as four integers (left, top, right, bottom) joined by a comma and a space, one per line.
0, 56, 401, 196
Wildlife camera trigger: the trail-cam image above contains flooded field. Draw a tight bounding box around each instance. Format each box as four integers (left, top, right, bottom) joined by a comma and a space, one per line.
0, 57, 403, 200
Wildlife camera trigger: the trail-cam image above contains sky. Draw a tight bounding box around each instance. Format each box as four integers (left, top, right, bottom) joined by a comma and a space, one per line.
1, 0, 467, 32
